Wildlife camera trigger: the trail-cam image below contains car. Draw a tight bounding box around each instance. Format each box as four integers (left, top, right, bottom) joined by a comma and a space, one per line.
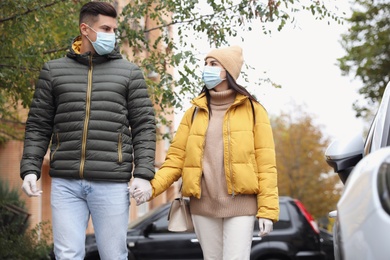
325, 81, 390, 260
337, 147, 390, 259
83, 196, 331, 260
320, 228, 335, 260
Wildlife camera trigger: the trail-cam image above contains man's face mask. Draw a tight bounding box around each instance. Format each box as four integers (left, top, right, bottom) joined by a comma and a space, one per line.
85, 24, 116, 55
202, 66, 226, 90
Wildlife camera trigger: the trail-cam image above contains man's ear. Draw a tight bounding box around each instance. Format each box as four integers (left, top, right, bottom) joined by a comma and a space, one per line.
80, 23, 89, 36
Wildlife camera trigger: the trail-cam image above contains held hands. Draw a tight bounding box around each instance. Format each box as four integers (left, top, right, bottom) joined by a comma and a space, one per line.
258, 218, 273, 237
21, 174, 42, 197
128, 178, 152, 206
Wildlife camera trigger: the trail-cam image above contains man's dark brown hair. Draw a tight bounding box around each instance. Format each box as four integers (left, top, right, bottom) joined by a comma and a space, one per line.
79, 2, 117, 25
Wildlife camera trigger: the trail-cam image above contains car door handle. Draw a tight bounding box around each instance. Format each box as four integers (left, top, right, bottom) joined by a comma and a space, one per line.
252, 237, 262, 241
190, 238, 199, 243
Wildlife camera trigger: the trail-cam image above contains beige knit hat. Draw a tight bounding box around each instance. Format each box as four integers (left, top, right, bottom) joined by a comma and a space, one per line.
205, 45, 244, 80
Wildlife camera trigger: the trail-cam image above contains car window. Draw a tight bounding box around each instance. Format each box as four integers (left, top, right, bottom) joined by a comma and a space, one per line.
273, 203, 291, 230
153, 212, 170, 233
364, 116, 375, 156
128, 204, 166, 229
364, 83, 390, 155
254, 203, 291, 231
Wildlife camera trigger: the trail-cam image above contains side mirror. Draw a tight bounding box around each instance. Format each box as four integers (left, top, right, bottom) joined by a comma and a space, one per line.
325, 133, 364, 184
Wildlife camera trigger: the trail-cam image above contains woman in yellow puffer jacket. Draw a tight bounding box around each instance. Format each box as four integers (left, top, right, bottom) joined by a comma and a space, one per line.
133, 45, 279, 260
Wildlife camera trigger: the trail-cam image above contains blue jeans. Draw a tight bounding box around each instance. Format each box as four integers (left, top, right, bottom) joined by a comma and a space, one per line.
51, 178, 129, 260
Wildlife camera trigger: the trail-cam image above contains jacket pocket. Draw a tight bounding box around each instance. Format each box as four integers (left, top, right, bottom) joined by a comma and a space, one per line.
251, 153, 258, 174
117, 131, 123, 164
51, 132, 60, 161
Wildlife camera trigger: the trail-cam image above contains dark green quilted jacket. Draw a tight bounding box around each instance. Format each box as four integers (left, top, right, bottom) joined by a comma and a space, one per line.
20, 36, 156, 182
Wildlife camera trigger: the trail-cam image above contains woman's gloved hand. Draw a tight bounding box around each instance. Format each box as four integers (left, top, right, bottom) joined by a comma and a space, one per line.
258, 218, 273, 237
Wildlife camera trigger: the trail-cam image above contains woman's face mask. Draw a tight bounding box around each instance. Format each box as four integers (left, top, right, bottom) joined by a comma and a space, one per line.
202, 66, 226, 90
86, 24, 116, 55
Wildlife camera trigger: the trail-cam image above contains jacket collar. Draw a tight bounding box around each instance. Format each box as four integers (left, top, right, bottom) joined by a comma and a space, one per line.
66, 36, 122, 66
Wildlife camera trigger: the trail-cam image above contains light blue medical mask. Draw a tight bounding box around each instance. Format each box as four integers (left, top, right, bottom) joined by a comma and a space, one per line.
86, 25, 116, 55
202, 66, 226, 90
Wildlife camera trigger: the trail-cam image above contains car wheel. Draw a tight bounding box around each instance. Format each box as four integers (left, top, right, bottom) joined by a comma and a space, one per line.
128, 252, 136, 260
255, 257, 285, 260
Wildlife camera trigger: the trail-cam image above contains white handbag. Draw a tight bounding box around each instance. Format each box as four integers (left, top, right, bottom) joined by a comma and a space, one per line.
167, 194, 194, 232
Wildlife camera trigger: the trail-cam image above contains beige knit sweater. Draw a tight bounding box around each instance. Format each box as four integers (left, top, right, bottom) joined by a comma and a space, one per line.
189, 89, 257, 218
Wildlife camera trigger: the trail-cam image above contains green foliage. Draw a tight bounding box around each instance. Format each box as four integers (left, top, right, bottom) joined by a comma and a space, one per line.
0, 0, 87, 144
0, 0, 87, 107
0, 221, 53, 260
0, 178, 28, 232
1, 0, 336, 142
338, 0, 390, 117
0, 178, 53, 259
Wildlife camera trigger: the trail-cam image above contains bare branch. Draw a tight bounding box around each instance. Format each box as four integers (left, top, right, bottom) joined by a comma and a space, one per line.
0, 129, 24, 140
0, 0, 67, 23
143, 3, 239, 33
143, 1, 275, 33
0, 118, 25, 126
0, 64, 40, 72
43, 46, 68, 54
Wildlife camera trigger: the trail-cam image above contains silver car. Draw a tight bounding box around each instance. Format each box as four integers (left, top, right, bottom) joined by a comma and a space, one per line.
325, 82, 390, 260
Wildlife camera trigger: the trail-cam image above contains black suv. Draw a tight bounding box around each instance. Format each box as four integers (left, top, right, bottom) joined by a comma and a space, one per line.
83, 196, 331, 260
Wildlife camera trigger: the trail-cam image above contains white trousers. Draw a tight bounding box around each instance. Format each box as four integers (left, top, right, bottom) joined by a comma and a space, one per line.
192, 214, 255, 260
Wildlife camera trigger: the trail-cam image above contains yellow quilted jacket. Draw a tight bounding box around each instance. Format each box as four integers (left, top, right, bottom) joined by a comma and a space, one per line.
151, 92, 279, 221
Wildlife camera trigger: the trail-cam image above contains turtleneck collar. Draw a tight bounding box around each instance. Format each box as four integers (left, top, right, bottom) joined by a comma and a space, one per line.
209, 89, 236, 106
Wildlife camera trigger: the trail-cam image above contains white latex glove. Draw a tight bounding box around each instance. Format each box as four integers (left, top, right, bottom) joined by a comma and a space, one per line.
128, 178, 152, 206
258, 218, 273, 237
21, 174, 42, 197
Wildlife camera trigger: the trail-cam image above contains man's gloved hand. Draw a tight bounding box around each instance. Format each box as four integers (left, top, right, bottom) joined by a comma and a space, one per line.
128, 178, 152, 206
21, 174, 42, 197
258, 218, 273, 237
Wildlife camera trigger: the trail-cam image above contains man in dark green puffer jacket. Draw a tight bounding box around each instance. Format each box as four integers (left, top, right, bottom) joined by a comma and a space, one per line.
19, 2, 156, 260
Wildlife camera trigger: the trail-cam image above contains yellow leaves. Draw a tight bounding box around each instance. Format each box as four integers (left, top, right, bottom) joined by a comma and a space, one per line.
271, 105, 340, 218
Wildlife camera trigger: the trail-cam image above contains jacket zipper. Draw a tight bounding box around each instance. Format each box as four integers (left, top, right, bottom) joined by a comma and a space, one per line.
198, 107, 208, 198
79, 55, 93, 178
227, 110, 235, 197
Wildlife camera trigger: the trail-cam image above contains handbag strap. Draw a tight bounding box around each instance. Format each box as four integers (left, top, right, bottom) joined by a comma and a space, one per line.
179, 182, 183, 199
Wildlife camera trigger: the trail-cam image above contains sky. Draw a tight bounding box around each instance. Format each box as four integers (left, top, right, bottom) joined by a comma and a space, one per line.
174, 1, 365, 141
235, 4, 365, 140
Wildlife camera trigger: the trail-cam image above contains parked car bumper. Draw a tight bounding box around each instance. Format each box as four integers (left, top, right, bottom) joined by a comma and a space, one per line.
296, 251, 326, 259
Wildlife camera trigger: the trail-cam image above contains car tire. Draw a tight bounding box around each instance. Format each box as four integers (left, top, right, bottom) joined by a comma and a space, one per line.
128, 252, 136, 260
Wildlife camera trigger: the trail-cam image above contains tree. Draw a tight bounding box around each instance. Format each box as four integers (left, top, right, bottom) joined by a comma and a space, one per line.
0, 0, 339, 143
0, 0, 88, 143
272, 104, 341, 219
338, 0, 390, 118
